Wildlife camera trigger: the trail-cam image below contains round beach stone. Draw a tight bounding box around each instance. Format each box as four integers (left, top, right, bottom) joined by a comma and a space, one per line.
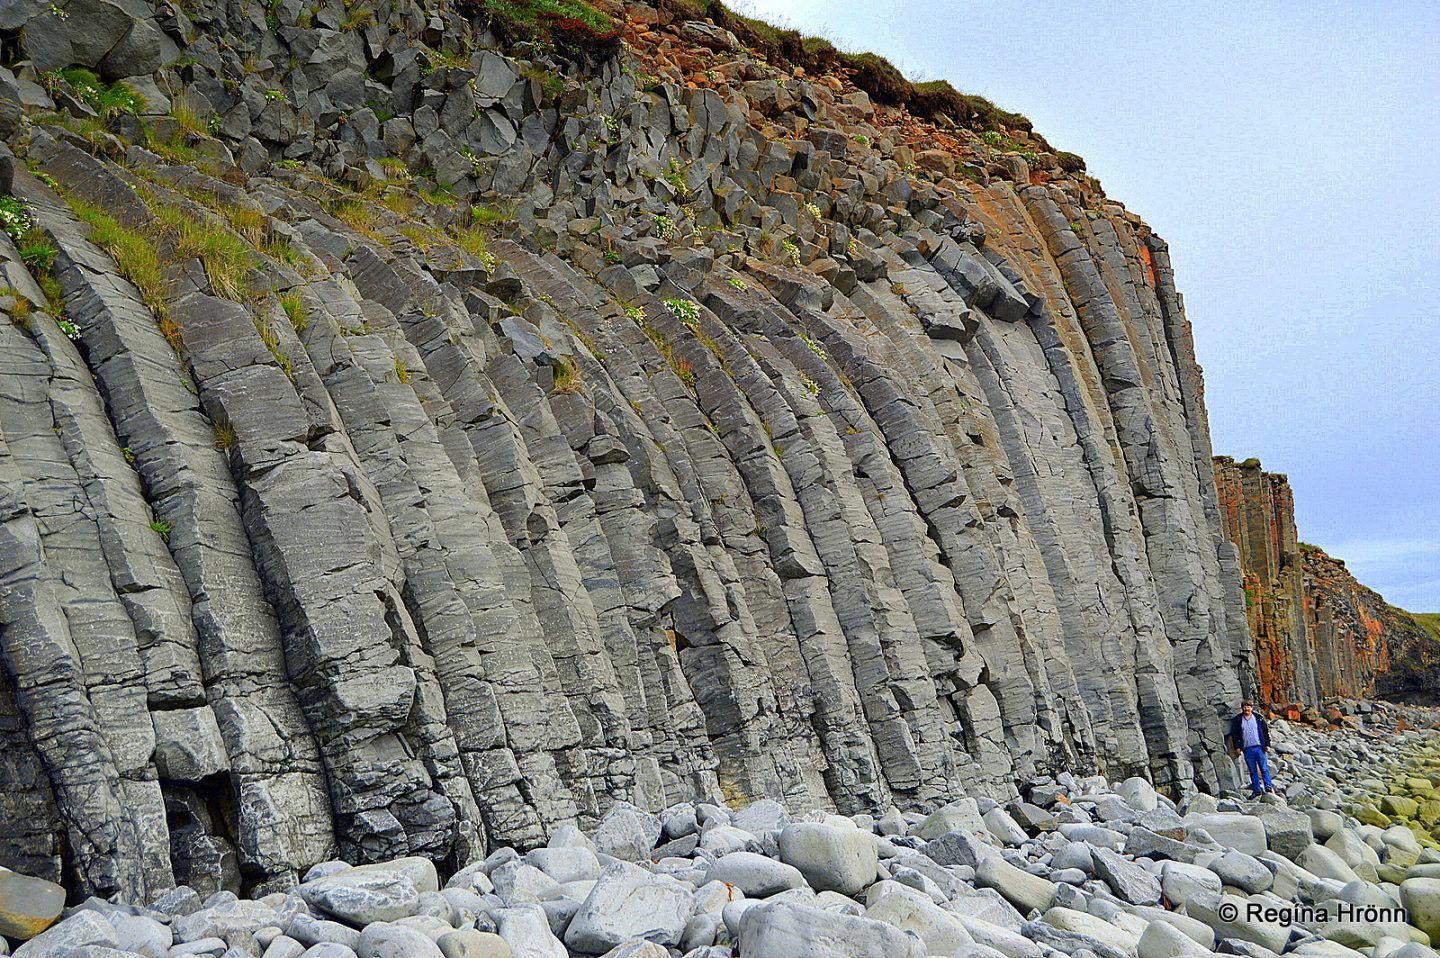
436, 929, 511, 958
298, 872, 421, 925
778, 822, 879, 898
356, 924, 444, 958
0, 871, 65, 941
1400, 877, 1440, 941
705, 852, 805, 897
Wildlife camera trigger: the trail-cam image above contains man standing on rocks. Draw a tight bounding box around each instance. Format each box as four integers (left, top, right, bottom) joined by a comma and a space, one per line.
1230, 699, 1276, 798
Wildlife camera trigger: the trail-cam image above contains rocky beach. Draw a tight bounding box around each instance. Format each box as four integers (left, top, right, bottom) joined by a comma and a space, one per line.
5, 705, 1440, 958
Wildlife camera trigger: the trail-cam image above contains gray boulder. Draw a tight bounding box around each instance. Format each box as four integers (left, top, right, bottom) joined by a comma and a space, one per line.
356, 925, 445, 958
349, 858, 441, 895
1189, 894, 1292, 952
113, 915, 172, 958
436, 929, 511, 958
864, 883, 974, 954
1032, 907, 1139, 958
1092, 847, 1161, 904
0, 871, 65, 941
13, 911, 118, 958
923, 828, 993, 869
1161, 861, 1223, 911
738, 900, 924, 957
1117, 778, 1160, 812
593, 804, 663, 862
778, 822, 879, 897
1137, 919, 1211, 958
563, 863, 692, 954
733, 800, 789, 836
496, 905, 565, 958
975, 856, 1057, 915
285, 914, 363, 950
1400, 878, 1440, 941
914, 801, 987, 841
597, 942, 667, 958
1254, 807, 1314, 860
263, 937, 305, 958
1211, 851, 1273, 894
704, 852, 805, 897
983, 809, 1029, 847
299, 945, 359, 958
297, 872, 421, 925
525, 848, 600, 885
1185, 814, 1266, 855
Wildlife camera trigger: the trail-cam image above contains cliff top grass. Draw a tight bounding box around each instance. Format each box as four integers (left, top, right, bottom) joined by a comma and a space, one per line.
1410, 612, 1440, 644
658, 0, 1033, 134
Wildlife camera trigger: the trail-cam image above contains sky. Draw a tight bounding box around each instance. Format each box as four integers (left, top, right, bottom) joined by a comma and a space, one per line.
737, 0, 1440, 611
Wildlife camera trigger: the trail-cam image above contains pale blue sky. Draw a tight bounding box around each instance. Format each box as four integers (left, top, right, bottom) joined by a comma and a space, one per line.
739, 0, 1440, 611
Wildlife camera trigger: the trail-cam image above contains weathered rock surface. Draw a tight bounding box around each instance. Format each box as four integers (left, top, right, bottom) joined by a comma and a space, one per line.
0, 871, 63, 940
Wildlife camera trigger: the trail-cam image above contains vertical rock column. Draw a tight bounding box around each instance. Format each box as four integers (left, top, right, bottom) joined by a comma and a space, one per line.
1024, 185, 1243, 790
24, 148, 340, 891
0, 312, 157, 900
963, 184, 1196, 790
1213, 457, 1312, 705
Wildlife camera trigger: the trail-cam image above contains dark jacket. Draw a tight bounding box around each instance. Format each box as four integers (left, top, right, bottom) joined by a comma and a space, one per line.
1229, 712, 1270, 751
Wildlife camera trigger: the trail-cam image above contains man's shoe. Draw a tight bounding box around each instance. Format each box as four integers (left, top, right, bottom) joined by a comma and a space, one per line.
1247, 791, 1262, 800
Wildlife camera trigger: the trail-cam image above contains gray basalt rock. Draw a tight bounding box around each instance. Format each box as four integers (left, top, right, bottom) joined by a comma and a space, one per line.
356, 925, 444, 958
296, 873, 421, 926
0, 871, 64, 941
1253, 806, 1315, 860
738, 900, 924, 957
592, 804, 663, 863
0, 0, 1269, 902
1091, 848, 1162, 905
704, 853, 805, 897
975, 857, 1057, 915
563, 862, 692, 954
778, 822, 879, 898
1211, 851, 1273, 894
12, 912, 118, 958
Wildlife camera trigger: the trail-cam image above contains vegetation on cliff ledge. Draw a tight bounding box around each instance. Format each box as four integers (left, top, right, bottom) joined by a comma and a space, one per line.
659, 0, 1034, 133
466, 0, 623, 53
1410, 612, 1440, 644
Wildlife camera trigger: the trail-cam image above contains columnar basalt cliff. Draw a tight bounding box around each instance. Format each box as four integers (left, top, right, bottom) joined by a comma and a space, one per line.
0, 0, 1253, 898
1212, 457, 1309, 704
1214, 454, 1435, 709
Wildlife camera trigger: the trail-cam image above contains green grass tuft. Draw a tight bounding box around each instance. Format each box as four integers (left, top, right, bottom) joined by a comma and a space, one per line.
476, 0, 613, 33
68, 200, 168, 321
49, 67, 147, 115
280, 292, 309, 333
550, 355, 582, 393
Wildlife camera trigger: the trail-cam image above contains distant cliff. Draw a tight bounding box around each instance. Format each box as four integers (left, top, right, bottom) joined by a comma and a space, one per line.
1214, 455, 1435, 708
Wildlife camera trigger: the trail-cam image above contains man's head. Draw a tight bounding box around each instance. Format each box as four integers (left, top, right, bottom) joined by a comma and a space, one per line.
1241, 700, 1254, 716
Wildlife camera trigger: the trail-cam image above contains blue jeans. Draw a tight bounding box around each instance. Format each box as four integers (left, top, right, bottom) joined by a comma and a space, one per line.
1243, 745, 1273, 793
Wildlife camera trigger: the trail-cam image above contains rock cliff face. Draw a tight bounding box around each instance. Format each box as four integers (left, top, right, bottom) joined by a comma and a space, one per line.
0, 0, 1251, 899
1213, 455, 1434, 708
